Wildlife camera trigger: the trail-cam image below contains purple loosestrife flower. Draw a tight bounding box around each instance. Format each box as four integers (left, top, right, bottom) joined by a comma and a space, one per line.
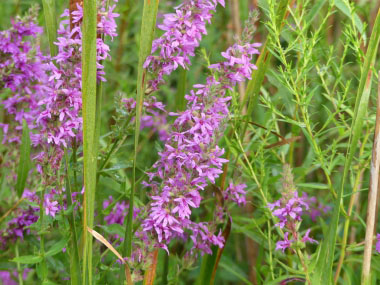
376, 234, 380, 254
276, 232, 293, 252
267, 164, 318, 253
302, 192, 331, 222
0, 206, 39, 249
144, 0, 225, 92
122, 96, 169, 141
224, 182, 247, 206
142, 36, 260, 255
44, 196, 60, 218
0, 8, 48, 144
0, 269, 30, 285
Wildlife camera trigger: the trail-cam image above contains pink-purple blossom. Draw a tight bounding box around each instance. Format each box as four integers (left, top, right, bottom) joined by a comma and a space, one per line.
144, 0, 225, 92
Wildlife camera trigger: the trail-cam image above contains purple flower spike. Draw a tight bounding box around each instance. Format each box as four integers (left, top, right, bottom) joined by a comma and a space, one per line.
142, 35, 260, 254
376, 234, 380, 254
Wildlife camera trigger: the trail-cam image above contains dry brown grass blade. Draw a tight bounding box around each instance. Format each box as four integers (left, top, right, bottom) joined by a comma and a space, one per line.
264, 136, 301, 149
143, 249, 159, 285
0, 198, 25, 224
87, 227, 133, 284
361, 71, 380, 282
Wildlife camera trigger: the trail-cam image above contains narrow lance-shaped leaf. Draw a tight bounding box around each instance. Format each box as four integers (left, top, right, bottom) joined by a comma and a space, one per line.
16, 119, 31, 198
123, 0, 159, 258
81, 0, 98, 283
42, 0, 58, 56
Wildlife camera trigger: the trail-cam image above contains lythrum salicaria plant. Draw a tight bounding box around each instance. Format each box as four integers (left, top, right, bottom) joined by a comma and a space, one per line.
1, 0, 380, 284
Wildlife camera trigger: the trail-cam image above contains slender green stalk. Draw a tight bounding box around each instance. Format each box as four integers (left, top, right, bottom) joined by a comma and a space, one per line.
15, 242, 23, 285
176, 69, 187, 111
81, 0, 97, 283
39, 188, 47, 282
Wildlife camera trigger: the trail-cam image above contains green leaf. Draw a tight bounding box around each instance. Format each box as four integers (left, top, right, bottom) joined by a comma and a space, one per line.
15, 120, 31, 198
99, 224, 125, 238
12, 255, 43, 264
42, 0, 58, 57
297, 183, 329, 190
45, 236, 69, 257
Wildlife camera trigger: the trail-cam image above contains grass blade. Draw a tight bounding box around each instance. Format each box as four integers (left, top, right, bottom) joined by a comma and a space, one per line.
81, 0, 98, 283
15, 119, 31, 198
41, 0, 57, 57
123, 0, 159, 258
311, 8, 380, 284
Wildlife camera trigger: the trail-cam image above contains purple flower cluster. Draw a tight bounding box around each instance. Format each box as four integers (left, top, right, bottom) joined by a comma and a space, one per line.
144, 0, 225, 92
0, 269, 30, 285
268, 166, 319, 252
35, 2, 119, 172
123, 96, 169, 141
0, 9, 48, 144
103, 196, 140, 227
224, 182, 247, 206
302, 192, 331, 222
0, 206, 38, 249
376, 233, 380, 254
142, 40, 260, 254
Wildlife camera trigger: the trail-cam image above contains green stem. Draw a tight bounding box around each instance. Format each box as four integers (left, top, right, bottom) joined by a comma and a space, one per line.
39, 188, 47, 281
15, 242, 23, 285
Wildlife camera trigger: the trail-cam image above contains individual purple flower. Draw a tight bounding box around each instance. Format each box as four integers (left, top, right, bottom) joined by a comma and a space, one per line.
144, 0, 226, 92
301, 229, 318, 245
276, 232, 293, 252
44, 197, 60, 218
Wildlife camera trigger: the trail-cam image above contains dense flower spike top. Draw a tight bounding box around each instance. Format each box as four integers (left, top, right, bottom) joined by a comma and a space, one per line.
142, 21, 260, 254
144, 0, 225, 92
